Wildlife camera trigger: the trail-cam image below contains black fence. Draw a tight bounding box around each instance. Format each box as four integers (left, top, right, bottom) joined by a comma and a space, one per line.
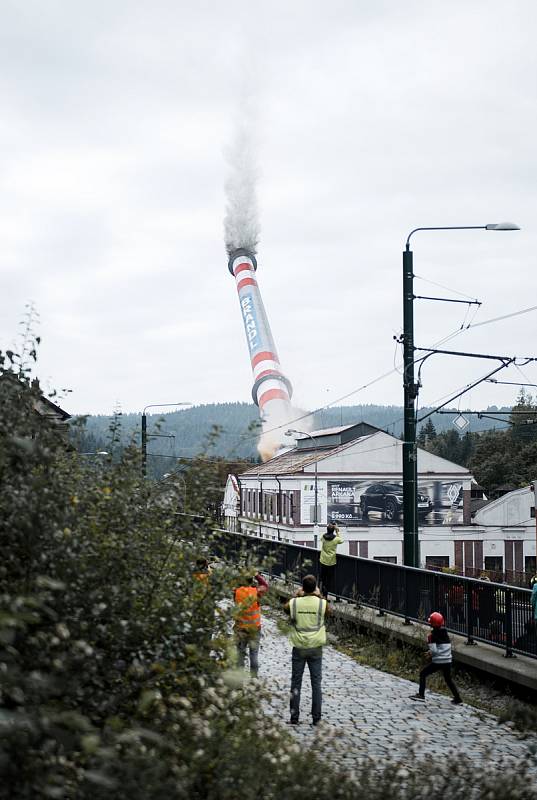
213, 529, 537, 661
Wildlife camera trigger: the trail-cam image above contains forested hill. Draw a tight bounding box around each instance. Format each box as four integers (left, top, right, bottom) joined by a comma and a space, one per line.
72, 401, 510, 464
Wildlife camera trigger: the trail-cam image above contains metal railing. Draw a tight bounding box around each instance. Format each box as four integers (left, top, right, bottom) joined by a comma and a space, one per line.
212, 528, 537, 660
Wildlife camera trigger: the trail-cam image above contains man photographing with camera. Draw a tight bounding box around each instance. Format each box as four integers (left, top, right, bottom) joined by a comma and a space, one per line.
284, 574, 332, 726
319, 522, 343, 599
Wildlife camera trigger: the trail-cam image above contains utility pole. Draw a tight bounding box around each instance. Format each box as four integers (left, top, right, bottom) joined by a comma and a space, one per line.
401, 222, 519, 568
141, 412, 147, 478
402, 244, 419, 567
141, 402, 192, 478
534, 481, 537, 576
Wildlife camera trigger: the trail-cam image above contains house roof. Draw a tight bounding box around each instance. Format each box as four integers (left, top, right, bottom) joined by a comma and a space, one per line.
34, 394, 71, 421
473, 484, 533, 526
0, 372, 71, 421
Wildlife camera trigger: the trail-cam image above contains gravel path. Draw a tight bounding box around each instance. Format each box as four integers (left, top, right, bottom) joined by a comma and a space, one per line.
256, 616, 537, 773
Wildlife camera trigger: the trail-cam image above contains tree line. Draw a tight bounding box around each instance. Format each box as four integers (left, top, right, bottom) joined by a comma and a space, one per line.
72, 400, 513, 480
418, 390, 537, 497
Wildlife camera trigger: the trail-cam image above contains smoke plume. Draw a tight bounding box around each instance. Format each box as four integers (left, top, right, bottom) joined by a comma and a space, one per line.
257, 404, 312, 462
224, 124, 260, 256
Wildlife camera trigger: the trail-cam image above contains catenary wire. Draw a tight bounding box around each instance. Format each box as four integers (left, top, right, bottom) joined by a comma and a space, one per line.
223, 303, 537, 450
463, 303, 537, 331
414, 273, 479, 302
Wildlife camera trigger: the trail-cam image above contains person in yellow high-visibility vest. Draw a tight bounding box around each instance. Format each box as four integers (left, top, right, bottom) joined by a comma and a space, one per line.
284, 574, 332, 726
319, 523, 343, 599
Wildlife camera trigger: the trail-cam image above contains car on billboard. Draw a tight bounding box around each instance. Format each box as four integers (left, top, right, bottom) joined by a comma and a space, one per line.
359, 482, 433, 521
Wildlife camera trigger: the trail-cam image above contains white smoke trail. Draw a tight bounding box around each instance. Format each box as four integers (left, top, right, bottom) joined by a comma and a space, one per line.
224, 122, 260, 255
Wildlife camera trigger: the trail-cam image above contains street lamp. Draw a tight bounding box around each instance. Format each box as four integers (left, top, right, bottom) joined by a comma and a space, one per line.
286, 428, 320, 546
402, 222, 520, 567
142, 402, 192, 478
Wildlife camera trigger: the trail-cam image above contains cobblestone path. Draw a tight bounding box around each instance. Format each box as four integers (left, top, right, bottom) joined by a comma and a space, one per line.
257, 616, 537, 774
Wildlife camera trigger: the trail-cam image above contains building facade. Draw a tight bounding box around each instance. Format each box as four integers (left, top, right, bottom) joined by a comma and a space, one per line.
223, 423, 536, 583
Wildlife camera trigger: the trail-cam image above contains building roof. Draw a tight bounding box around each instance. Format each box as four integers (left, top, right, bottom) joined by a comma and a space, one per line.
304, 424, 374, 438
473, 484, 534, 527
0, 372, 71, 422
240, 427, 473, 479
240, 446, 325, 476
293, 421, 381, 450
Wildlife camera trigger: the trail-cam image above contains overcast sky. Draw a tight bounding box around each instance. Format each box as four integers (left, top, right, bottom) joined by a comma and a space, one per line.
1, 0, 536, 427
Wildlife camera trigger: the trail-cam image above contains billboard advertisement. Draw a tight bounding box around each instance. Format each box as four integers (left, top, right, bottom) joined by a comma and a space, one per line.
327, 480, 463, 526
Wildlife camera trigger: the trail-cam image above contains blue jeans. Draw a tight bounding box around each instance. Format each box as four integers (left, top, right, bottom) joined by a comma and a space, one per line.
290, 647, 323, 723
236, 629, 260, 675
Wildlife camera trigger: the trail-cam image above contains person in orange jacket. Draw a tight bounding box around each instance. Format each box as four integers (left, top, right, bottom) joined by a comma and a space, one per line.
193, 557, 212, 584
233, 571, 269, 676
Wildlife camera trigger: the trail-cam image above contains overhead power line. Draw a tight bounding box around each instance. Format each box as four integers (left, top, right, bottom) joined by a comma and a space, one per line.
463, 303, 537, 331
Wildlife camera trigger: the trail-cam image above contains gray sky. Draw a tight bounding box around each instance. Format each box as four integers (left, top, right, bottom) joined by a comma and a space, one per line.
1, 0, 536, 423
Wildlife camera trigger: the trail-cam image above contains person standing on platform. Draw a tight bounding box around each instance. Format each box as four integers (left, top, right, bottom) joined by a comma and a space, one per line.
319, 522, 343, 599
284, 574, 330, 726
233, 571, 269, 677
410, 612, 462, 705
193, 558, 212, 585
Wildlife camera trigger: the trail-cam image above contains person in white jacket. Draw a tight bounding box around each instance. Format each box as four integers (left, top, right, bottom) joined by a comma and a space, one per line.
410, 612, 462, 705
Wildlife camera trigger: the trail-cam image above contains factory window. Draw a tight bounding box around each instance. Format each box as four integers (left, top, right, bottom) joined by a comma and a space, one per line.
348, 542, 358, 556
425, 556, 450, 571
484, 556, 503, 576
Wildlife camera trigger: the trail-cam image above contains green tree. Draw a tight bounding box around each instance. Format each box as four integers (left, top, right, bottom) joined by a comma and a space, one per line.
417, 419, 437, 447
509, 389, 537, 445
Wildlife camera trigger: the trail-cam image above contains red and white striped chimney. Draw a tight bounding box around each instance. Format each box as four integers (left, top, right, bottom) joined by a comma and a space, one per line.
228, 248, 293, 420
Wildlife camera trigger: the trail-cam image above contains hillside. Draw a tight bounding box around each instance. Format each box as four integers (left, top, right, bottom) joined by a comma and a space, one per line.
72, 401, 510, 474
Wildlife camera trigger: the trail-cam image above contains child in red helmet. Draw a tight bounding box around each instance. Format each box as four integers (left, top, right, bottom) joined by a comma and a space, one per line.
410, 612, 462, 705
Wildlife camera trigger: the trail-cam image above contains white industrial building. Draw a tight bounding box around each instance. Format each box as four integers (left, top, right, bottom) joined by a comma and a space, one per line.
223, 423, 536, 583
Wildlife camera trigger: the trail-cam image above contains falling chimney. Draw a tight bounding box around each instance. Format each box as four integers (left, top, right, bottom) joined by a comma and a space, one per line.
228, 247, 293, 437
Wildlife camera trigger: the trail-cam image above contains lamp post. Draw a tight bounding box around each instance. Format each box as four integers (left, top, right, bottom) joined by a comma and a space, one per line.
142, 402, 192, 478
286, 428, 320, 547
402, 222, 520, 567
